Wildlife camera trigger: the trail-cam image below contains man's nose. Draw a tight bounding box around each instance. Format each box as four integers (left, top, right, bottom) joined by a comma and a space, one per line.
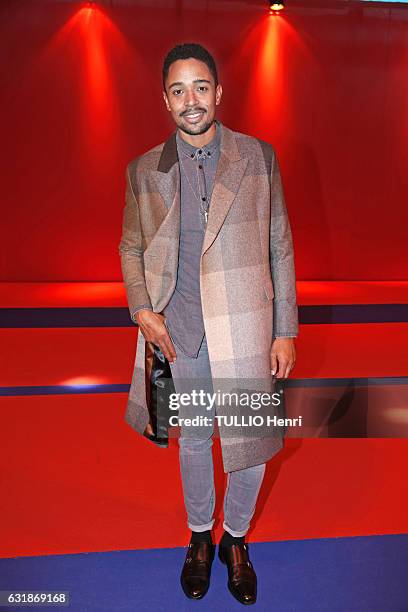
184, 88, 198, 107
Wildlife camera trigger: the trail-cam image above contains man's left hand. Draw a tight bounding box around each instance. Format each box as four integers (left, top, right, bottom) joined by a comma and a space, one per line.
270, 337, 296, 379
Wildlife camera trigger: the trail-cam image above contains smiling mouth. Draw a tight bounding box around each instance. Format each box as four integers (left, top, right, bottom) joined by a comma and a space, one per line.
183, 111, 205, 122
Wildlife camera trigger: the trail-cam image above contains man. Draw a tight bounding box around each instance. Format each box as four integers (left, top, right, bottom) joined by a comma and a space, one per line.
119, 42, 298, 605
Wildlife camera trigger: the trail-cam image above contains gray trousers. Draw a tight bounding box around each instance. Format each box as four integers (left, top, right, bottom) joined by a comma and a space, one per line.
169, 335, 266, 537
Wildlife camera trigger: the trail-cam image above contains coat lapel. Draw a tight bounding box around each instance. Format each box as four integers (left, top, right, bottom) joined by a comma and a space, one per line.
202, 126, 248, 256
147, 131, 179, 213
146, 132, 180, 281
146, 121, 249, 258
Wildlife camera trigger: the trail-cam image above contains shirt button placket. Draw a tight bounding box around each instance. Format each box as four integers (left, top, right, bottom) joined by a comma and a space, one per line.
197, 151, 207, 226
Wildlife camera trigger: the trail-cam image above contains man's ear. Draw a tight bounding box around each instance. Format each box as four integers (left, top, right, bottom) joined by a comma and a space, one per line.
215, 84, 223, 106
163, 90, 170, 111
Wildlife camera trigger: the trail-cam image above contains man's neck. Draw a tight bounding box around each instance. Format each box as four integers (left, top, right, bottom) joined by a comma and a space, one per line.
177, 120, 217, 148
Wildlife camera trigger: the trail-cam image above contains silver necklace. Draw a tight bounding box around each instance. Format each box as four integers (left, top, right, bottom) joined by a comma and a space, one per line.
179, 152, 209, 225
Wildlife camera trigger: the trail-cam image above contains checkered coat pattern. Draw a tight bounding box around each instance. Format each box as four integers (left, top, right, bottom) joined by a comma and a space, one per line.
118, 121, 298, 472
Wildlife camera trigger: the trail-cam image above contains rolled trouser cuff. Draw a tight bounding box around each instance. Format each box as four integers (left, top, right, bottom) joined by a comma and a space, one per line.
188, 519, 215, 532
223, 521, 248, 538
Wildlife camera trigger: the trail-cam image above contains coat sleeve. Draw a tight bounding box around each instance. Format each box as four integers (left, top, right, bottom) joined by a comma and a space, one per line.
269, 149, 299, 339
118, 163, 153, 326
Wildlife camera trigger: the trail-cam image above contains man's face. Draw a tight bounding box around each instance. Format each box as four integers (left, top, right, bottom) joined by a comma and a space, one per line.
163, 58, 222, 136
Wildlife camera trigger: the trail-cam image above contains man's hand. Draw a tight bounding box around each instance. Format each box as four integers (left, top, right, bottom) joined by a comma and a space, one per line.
135, 309, 177, 364
270, 337, 296, 379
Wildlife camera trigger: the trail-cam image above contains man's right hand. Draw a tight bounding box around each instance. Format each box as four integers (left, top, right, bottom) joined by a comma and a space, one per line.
135, 309, 177, 364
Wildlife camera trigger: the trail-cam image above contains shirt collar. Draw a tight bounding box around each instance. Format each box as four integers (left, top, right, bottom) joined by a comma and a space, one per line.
176, 118, 221, 159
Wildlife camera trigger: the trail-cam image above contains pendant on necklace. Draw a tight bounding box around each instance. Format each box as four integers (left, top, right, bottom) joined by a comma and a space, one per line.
204, 210, 208, 224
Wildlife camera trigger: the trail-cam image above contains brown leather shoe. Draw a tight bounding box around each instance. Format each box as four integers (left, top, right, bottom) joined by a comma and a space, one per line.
180, 541, 215, 599
218, 543, 257, 605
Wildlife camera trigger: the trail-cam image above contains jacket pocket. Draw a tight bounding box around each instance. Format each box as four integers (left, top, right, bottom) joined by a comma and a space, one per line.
163, 316, 175, 343
263, 278, 275, 301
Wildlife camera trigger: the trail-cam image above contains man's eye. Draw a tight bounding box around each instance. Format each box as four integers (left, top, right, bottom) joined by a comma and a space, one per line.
198, 86, 208, 91
172, 89, 182, 95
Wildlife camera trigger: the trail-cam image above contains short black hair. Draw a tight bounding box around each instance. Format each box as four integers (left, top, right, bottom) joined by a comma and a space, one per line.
162, 43, 218, 91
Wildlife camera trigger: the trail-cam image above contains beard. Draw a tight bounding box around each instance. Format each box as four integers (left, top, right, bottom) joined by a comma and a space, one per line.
177, 112, 214, 137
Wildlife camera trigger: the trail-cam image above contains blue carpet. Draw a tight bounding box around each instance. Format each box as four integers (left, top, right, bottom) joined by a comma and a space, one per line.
0, 534, 407, 611
1, 376, 407, 396
1, 304, 407, 327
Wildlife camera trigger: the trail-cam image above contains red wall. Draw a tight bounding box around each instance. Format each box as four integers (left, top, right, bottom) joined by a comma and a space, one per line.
1, 0, 407, 281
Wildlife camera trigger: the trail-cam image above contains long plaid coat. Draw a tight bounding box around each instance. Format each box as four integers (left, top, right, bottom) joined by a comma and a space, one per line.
119, 121, 298, 472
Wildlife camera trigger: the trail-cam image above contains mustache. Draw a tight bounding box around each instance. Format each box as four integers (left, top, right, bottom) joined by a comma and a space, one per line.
181, 109, 206, 116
